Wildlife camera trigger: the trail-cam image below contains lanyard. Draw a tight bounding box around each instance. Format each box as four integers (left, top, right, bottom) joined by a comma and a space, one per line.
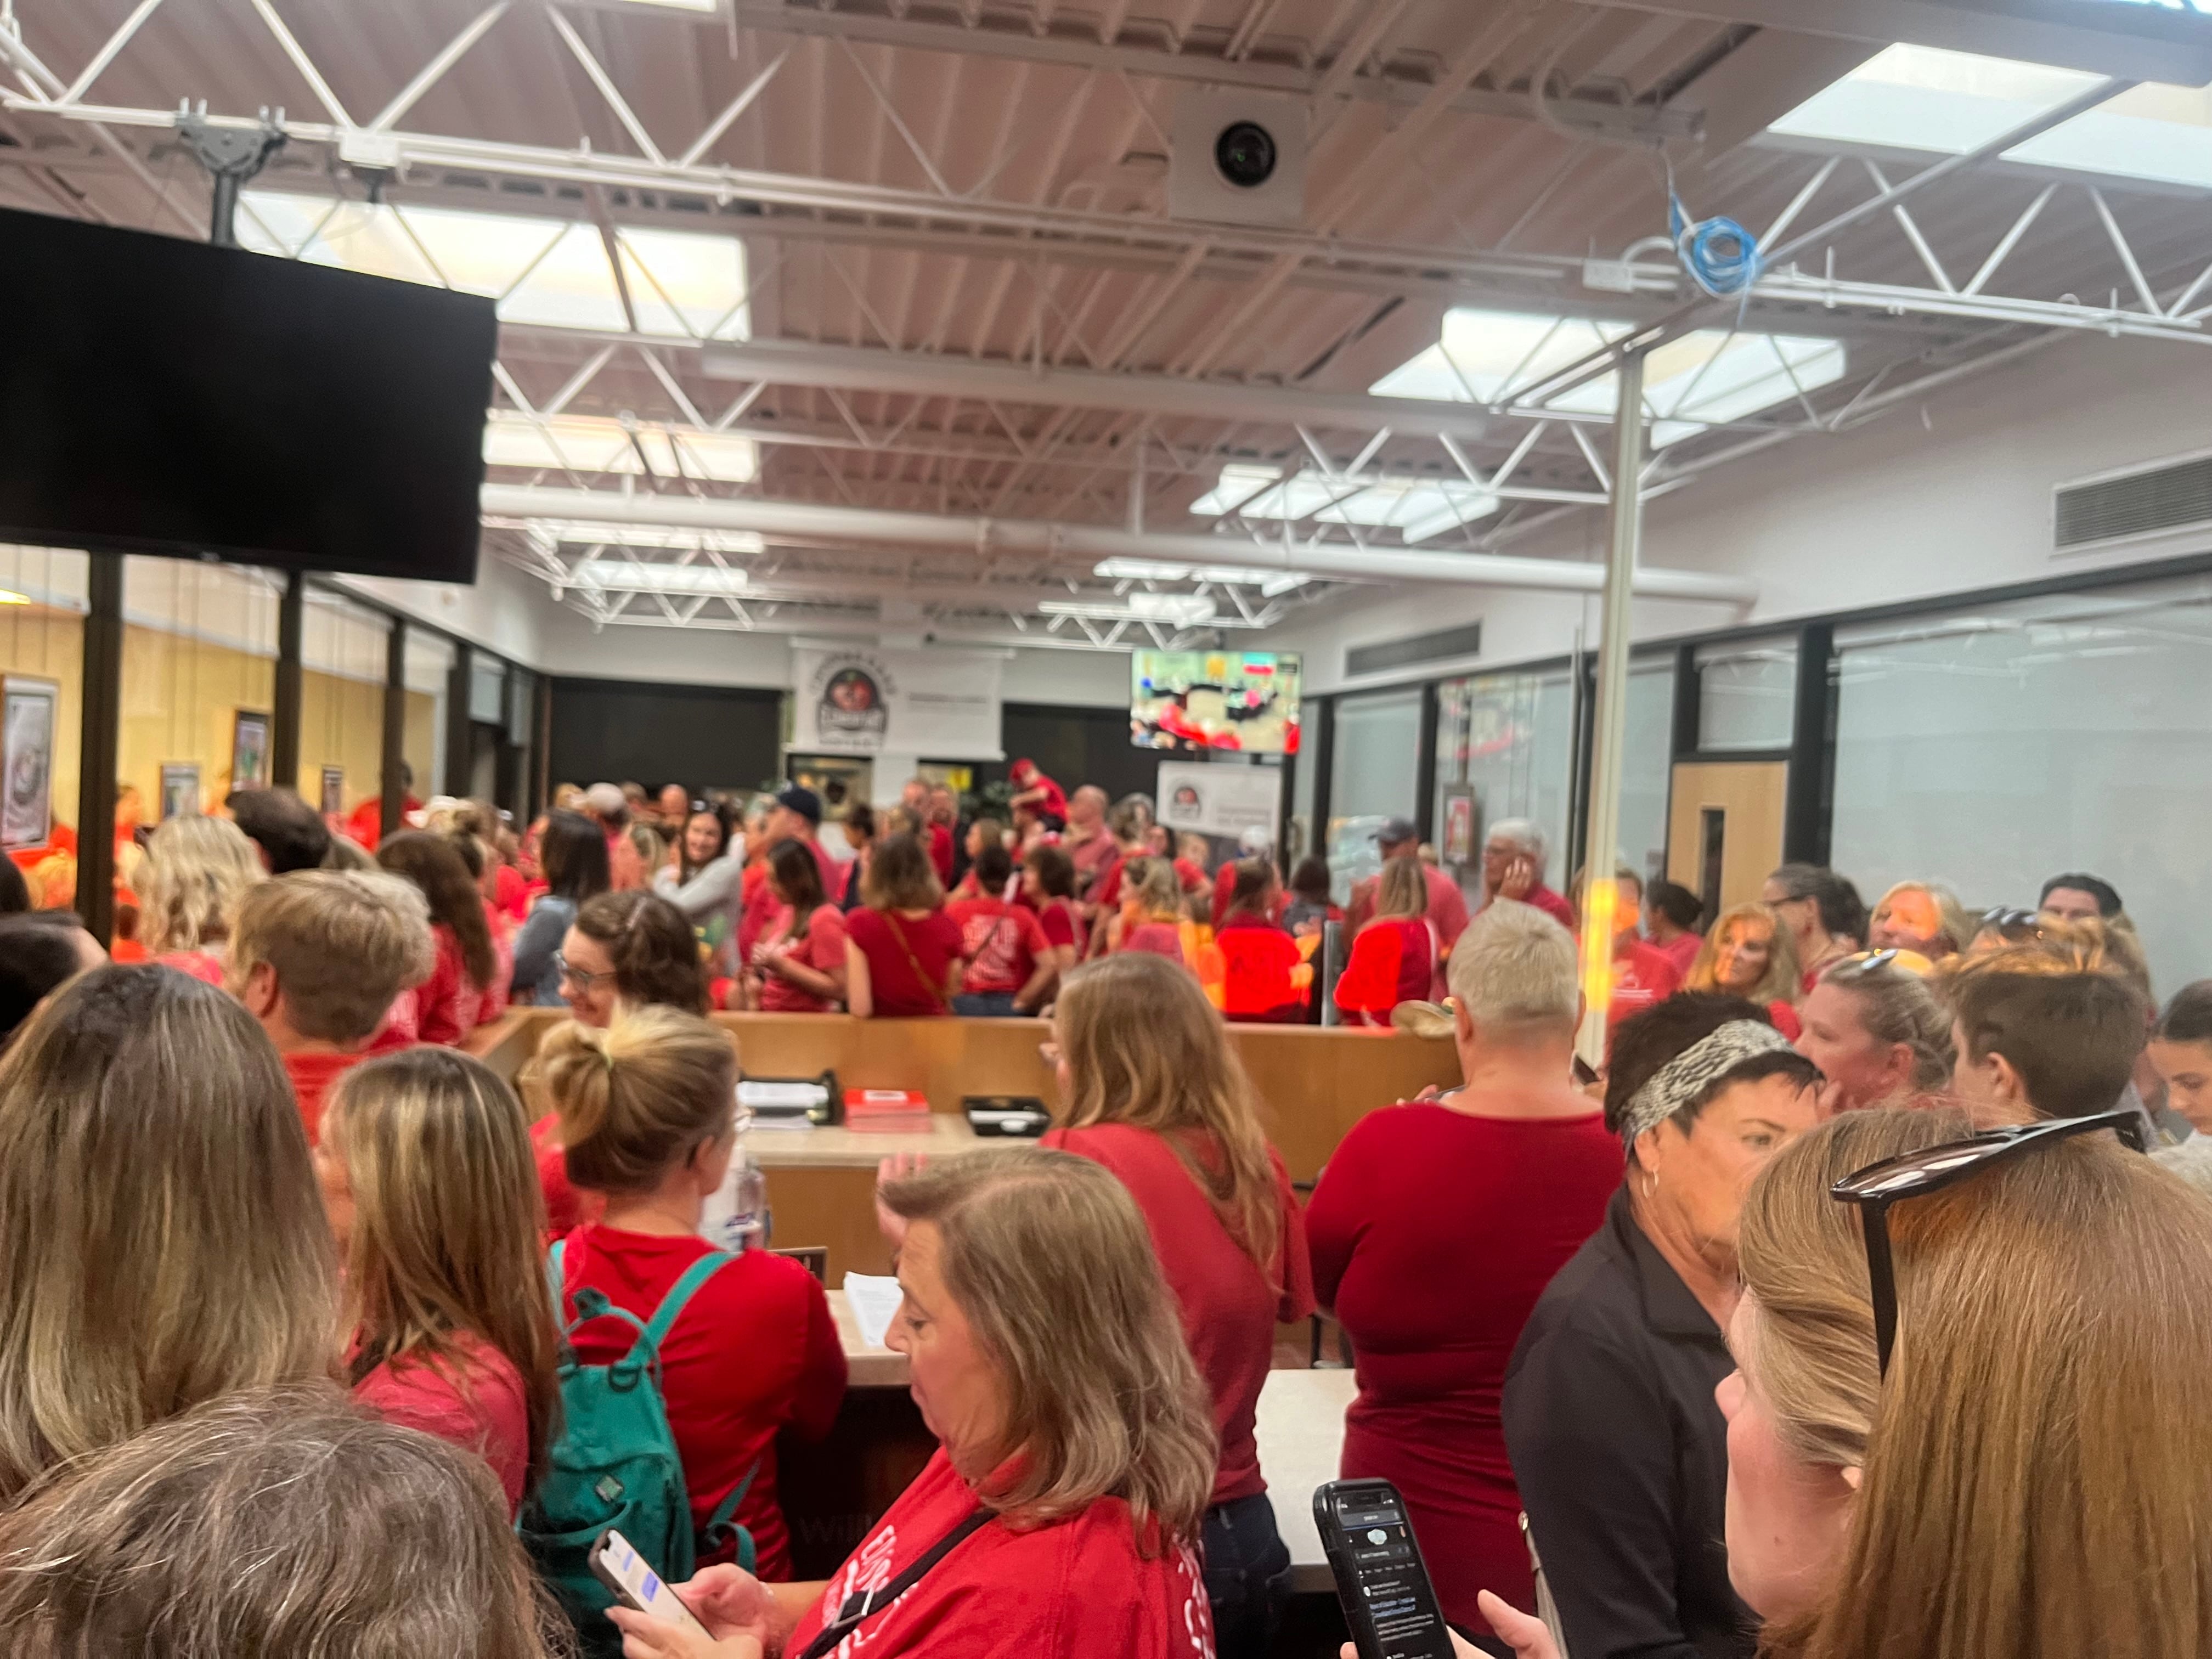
793, 1509, 989, 1659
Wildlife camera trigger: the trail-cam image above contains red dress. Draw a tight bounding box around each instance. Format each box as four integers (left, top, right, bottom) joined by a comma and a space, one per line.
847, 906, 965, 1017
1307, 1103, 1621, 1635
558, 1227, 847, 1579
1044, 1124, 1313, 1508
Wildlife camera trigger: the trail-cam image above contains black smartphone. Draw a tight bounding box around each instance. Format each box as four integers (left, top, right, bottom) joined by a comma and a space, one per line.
1314, 1478, 1457, 1659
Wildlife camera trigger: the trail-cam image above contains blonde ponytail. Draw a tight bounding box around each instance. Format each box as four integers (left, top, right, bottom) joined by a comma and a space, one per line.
524, 1007, 736, 1195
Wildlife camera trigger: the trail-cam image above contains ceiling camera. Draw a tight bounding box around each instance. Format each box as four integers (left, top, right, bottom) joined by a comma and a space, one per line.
1214, 121, 1277, 190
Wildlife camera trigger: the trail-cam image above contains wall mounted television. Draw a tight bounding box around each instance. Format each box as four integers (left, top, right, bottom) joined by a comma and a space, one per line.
0, 206, 496, 583
1132, 649, 1302, 753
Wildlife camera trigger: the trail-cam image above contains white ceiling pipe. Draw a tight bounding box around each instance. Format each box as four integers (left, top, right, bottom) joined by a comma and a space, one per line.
480, 484, 1759, 604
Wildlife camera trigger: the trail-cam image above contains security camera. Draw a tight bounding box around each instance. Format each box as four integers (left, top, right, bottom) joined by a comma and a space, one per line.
1170, 91, 1306, 228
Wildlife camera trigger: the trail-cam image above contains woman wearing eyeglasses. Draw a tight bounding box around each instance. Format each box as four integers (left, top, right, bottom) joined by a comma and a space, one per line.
512, 810, 612, 1007
1502, 995, 1819, 1659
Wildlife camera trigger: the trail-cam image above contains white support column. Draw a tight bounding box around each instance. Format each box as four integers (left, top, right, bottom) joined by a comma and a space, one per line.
1577, 350, 1646, 1066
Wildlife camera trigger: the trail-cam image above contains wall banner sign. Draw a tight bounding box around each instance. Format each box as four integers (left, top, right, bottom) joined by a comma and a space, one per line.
789, 644, 1004, 760
1156, 759, 1279, 841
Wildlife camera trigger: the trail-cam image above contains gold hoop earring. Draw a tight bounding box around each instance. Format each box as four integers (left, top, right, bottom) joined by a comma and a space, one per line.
1642, 1167, 1658, 1201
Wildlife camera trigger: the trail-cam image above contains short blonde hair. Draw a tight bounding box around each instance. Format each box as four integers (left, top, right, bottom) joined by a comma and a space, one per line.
0, 967, 337, 1503
1871, 880, 1973, 957
881, 1149, 1216, 1549
524, 1005, 735, 1196
1447, 899, 1577, 1034
140, 814, 264, 952
227, 871, 435, 1043
1686, 901, 1802, 1007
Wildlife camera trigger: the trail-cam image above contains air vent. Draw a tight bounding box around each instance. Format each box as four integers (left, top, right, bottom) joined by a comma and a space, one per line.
2055, 452, 2212, 552
1345, 620, 1482, 680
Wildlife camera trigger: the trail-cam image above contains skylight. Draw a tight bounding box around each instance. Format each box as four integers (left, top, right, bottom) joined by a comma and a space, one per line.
1769, 43, 2212, 190
1188, 464, 1499, 545
1366, 307, 1847, 450
522, 520, 766, 555
568, 561, 750, 595
236, 193, 752, 339
483, 411, 758, 482
1093, 558, 1317, 596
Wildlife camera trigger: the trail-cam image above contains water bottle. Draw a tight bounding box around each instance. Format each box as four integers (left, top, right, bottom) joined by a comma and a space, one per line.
700, 1093, 769, 1252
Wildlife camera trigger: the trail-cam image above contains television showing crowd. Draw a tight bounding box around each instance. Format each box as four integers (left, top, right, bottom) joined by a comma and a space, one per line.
0, 754, 2208, 1659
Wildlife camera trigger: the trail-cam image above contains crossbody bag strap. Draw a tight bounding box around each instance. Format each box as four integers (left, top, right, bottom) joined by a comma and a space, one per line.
793, 1509, 991, 1659
882, 912, 953, 1015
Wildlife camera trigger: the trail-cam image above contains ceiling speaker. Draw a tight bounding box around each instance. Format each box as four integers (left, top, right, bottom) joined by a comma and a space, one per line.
1168, 88, 1308, 229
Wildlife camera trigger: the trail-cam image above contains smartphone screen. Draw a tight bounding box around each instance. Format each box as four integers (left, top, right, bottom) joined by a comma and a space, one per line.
1316, 1480, 1457, 1659
590, 1529, 712, 1640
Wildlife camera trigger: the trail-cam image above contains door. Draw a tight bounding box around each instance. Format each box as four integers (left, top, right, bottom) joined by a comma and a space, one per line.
1667, 761, 1786, 918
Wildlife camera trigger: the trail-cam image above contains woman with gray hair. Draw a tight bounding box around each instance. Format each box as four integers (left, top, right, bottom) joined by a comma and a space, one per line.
610, 1148, 1219, 1659
1502, 994, 1820, 1659
1306, 901, 1620, 1645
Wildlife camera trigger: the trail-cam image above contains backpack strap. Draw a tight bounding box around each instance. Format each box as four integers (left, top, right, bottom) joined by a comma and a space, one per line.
636, 1249, 739, 1360
700, 1458, 761, 1559
545, 1239, 568, 1318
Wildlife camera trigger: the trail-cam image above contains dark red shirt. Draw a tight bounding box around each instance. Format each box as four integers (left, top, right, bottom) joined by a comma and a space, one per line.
557, 1227, 847, 1581
847, 906, 966, 1017
785, 1449, 1211, 1659
1044, 1123, 1313, 1507
947, 896, 1049, 997
1307, 1103, 1621, 1635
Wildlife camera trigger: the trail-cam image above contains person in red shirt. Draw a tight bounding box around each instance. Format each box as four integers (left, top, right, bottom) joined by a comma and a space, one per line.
1105, 857, 1195, 967
746, 839, 851, 1013
1007, 758, 1069, 830
1040, 952, 1311, 1656
899, 778, 958, 888
845, 833, 967, 1018
1306, 901, 1620, 1640
534, 1006, 848, 1580
343, 761, 423, 853
1214, 860, 1307, 1025
317, 1046, 558, 1518
376, 832, 509, 1047
1684, 901, 1805, 1039
1645, 878, 1707, 978
1345, 816, 1472, 955
1583, 869, 1685, 1032
611, 1149, 1217, 1659
1209, 827, 1282, 929
948, 843, 1054, 1017
1335, 857, 1438, 1026
1476, 817, 1577, 935
224, 868, 436, 1142
1060, 785, 1117, 896
1020, 842, 1086, 980
946, 818, 1006, 902
739, 787, 847, 963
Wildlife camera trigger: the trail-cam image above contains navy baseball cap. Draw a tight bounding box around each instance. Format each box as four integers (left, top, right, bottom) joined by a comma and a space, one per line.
1373, 816, 1418, 847
776, 785, 823, 824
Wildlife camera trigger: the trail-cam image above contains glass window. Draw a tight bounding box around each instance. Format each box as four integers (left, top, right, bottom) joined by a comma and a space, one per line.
1697, 640, 1797, 752
1288, 701, 1319, 868
301, 589, 391, 830
1436, 668, 1575, 901
469, 654, 506, 726
1327, 688, 1423, 902
1616, 662, 1677, 885
0, 545, 88, 907
403, 632, 456, 809
121, 556, 281, 829
1831, 575, 2212, 995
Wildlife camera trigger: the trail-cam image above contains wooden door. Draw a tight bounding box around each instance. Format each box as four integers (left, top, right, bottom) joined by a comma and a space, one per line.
1667, 761, 1787, 917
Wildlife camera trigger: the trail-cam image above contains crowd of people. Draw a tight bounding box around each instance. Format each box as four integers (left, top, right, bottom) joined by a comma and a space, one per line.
1, 755, 2210, 1659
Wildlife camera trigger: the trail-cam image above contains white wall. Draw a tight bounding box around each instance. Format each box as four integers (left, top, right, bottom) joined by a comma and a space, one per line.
1277, 333, 2212, 691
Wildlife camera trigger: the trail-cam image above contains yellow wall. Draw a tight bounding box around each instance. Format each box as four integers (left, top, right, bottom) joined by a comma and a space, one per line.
119, 621, 278, 815
300, 671, 384, 816
403, 688, 439, 800
0, 602, 83, 847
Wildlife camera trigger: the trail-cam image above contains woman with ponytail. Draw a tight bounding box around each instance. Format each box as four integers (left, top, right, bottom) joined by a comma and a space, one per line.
524, 1007, 845, 1582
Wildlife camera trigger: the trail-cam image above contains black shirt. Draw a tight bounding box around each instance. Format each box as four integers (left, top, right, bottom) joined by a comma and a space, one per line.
1502, 1187, 1756, 1659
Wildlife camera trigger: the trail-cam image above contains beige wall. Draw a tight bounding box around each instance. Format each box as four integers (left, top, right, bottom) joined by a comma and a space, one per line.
0, 602, 84, 847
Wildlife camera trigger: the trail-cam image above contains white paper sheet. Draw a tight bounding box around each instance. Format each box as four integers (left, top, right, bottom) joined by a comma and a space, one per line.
843, 1272, 904, 1350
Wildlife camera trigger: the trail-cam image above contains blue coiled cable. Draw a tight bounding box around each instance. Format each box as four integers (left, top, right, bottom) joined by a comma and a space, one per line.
1668, 188, 1762, 298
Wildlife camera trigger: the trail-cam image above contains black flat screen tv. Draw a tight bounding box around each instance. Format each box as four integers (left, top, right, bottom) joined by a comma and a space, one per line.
0, 206, 496, 583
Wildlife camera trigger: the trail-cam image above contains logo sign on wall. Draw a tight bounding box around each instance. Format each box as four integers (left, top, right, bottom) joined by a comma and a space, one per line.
790, 645, 1005, 759
1156, 759, 1279, 841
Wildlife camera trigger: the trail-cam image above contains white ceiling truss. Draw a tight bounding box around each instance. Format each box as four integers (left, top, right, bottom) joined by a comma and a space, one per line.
3, 1, 2211, 649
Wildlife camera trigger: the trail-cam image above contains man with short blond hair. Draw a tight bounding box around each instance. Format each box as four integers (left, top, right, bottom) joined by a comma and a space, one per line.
226, 870, 436, 1137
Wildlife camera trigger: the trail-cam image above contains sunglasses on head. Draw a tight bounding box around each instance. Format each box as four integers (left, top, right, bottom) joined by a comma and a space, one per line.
1829, 1108, 2147, 1377
1979, 906, 2045, 939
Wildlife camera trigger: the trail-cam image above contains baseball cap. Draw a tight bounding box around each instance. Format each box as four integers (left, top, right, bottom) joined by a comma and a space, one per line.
584, 782, 626, 819
775, 785, 823, 825
1372, 816, 1418, 847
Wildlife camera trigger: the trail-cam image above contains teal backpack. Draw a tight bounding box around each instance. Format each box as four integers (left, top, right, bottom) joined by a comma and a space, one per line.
519, 1240, 758, 1657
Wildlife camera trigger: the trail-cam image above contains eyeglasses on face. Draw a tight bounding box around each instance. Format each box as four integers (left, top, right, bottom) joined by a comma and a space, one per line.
554, 953, 618, 992
1829, 1108, 2147, 1378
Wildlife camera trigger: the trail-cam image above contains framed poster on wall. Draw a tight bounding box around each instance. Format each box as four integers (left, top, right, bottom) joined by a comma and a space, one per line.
320, 766, 345, 815
1442, 788, 1478, 866
1, 676, 57, 851
160, 764, 201, 821
231, 710, 271, 792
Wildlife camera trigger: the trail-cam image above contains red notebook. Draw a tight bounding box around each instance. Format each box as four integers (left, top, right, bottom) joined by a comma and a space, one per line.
844, 1088, 933, 1131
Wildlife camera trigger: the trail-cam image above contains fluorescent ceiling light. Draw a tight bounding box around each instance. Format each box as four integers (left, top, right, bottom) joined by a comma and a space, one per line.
1769, 43, 2212, 190
1093, 557, 1318, 594
1370, 307, 1847, 449
1188, 462, 1500, 544
484, 411, 759, 483
521, 520, 766, 555
1039, 595, 1220, 626
237, 193, 751, 340
567, 560, 750, 594
0, 589, 26, 606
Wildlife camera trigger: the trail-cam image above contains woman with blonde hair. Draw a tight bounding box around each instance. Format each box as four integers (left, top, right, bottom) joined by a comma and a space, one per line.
0, 966, 337, 1504
140, 812, 263, 983
611, 820, 666, 893
526, 1006, 844, 1584
617, 1150, 1218, 1658
318, 1047, 562, 1518
1103, 854, 1192, 962
1042, 953, 1312, 1656
1794, 953, 1956, 1115
1334, 856, 1436, 1024
1686, 901, 1804, 1037
1867, 879, 1972, 961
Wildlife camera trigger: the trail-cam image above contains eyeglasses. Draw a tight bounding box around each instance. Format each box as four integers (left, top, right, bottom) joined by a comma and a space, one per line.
554, 953, 618, 992
1830, 1108, 2147, 1376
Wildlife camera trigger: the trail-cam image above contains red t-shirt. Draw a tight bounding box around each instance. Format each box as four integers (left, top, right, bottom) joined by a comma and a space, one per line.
531, 1114, 605, 1238
847, 906, 966, 1017
153, 949, 225, 986
1655, 930, 1703, 977
785, 1449, 1212, 1659
1064, 826, 1118, 891
927, 823, 956, 885
1334, 917, 1434, 1021
493, 862, 531, 927
740, 841, 844, 961
757, 902, 850, 1014
557, 1227, 847, 1581
1765, 1000, 1803, 1040
413, 924, 501, 1047
1347, 865, 1472, 947
1033, 895, 1084, 957
1307, 1103, 1621, 1635
1119, 919, 1188, 964
1216, 912, 1305, 1022
1606, 938, 1683, 1028
285, 1048, 366, 1144
353, 1331, 532, 1518
1520, 883, 1578, 935
947, 896, 1049, 997
1043, 1124, 1313, 1507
